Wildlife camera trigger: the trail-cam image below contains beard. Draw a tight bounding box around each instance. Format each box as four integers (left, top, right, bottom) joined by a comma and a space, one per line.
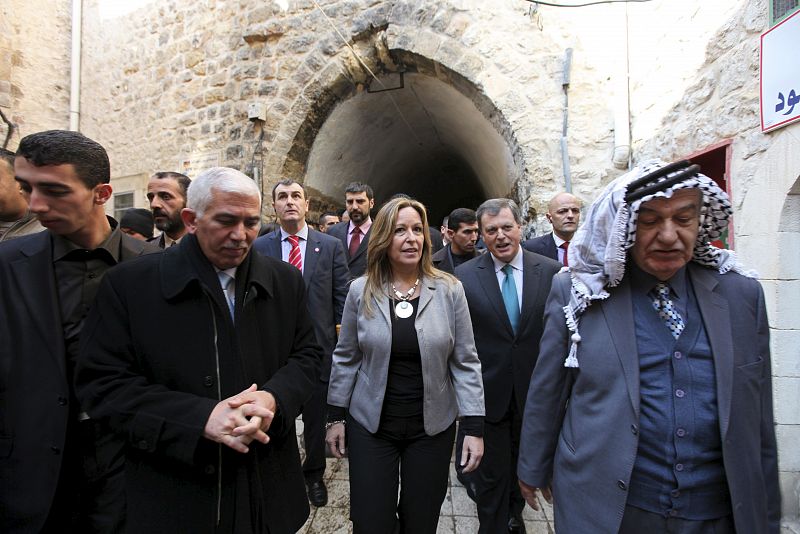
154, 209, 184, 233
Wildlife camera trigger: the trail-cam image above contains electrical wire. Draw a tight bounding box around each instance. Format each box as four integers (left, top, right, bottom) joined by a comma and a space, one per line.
310, 0, 423, 145
524, 0, 653, 7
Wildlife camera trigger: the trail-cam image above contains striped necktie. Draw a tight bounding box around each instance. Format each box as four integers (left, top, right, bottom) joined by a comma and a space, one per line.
288, 235, 303, 271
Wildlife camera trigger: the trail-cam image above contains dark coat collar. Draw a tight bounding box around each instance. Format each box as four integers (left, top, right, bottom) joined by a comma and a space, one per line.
160, 234, 273, 301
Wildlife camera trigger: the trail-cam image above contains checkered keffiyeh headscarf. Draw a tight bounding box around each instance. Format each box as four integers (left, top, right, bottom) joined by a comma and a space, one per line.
561, 159, 756, 368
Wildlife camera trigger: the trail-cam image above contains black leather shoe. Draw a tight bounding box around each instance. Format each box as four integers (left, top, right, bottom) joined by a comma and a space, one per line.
307, 480, 328, 507
508, 513, 527, 533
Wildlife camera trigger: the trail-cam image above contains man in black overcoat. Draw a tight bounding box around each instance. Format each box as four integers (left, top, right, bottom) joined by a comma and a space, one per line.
75, 167, 322, 534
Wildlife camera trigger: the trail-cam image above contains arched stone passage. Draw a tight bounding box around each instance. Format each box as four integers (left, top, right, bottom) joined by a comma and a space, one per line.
272, 34, 524, 224
303, 71, 515, 222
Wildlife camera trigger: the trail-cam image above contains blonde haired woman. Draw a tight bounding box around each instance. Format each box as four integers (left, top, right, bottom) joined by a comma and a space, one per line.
326, 196, 485, 534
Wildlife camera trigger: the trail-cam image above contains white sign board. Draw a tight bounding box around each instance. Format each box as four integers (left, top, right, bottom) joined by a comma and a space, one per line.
761, 9, 800, 132
178, 151, 220, 178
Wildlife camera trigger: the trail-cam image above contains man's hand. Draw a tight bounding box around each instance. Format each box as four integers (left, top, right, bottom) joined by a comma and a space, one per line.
325, 422, 346, 458
459, 436, 484, 473
519, 480, 552, 511
204, 384, 276, 453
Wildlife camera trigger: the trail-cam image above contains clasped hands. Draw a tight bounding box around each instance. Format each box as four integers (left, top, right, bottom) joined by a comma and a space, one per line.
203, 384, 276, 453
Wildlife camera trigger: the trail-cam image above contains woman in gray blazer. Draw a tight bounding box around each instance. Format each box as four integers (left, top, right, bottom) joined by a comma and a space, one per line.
326, 196, 485, 534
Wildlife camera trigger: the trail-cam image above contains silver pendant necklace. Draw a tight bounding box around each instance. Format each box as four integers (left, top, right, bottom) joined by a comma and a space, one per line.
391, 278, 419, 319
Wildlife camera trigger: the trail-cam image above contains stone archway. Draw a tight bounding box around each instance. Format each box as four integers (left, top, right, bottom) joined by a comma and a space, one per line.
263, 22, 537, 225
303, 67, 516, 223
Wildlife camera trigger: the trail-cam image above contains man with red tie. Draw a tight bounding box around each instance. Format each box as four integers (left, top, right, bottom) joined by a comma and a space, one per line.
253, 179, 349, 508
327, 182, 374, 279
522, 192, 581, 266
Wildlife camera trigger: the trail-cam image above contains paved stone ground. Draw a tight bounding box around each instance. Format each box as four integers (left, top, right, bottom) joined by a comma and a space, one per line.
295, 422, 554, 534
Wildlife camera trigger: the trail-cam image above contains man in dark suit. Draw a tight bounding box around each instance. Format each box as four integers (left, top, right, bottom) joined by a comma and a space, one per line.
0, 130, 158, 533
327, 181, 374, 278
146, 171, 191, 248
518, 161, 780, 533
455, 198, 561, 534
432, 207, 480, 274
253, 179, 349, 507
75, 167, 322, 534
522, 191, 581, 266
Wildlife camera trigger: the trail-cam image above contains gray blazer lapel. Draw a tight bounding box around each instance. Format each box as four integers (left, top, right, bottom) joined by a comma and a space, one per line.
416, 279, 435, 316
12, 234, 66, 379
690, 264, 733, 439
600, 278, 640, 417
476, 254, 514, 337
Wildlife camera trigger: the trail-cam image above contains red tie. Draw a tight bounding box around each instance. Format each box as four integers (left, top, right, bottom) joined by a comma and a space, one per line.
348, 227, 361, 258
560, 241, 569, 267
288, 235, 302, 271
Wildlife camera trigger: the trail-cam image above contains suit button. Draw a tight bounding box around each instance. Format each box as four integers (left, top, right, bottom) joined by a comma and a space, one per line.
138, 440, 149, 450
675, 389, 685, 398
676, 428, 686, 437
630, 424, 638, 435
51, 446, 61, 454
203, 376, 214, 387
675, 463, 684, 472
673, 351, 682, 359
617, 480, 627, 490
57, 396, 68, 406
204, 464, 216, 475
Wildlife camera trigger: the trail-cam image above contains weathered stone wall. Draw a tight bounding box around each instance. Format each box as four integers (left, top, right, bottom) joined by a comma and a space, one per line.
77, 0, 620, 225
0, 0, 71, 149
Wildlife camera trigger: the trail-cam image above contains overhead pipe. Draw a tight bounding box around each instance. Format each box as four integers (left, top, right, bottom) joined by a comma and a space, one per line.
560, 48, 573, 193
612, 3, 631, 169
69, 0, 82, 131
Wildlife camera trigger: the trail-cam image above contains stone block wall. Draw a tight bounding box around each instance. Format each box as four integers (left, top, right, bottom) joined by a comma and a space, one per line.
77, 0, 621, 225
0, 0, 71, 149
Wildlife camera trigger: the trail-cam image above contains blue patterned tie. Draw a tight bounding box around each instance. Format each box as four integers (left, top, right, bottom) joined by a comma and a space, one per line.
651, 282, 684, 339
501, 264, 520, 334
218, 271, 235, 320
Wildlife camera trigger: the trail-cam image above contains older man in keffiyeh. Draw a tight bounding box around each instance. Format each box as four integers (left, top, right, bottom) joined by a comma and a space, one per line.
516, 160, 780, 534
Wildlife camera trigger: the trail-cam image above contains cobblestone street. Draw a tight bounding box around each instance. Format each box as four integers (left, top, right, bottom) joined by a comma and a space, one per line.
295, 423, 555, 533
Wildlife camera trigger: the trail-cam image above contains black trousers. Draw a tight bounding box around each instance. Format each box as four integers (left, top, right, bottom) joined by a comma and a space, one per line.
619, 505, 735, 534
42, 418, 125, 533
347, 414, 455, 534
301, 379, 328, 483
456, 401, 524, 534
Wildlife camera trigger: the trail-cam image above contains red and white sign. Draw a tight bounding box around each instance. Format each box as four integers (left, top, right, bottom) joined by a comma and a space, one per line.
761, 9, 800, 132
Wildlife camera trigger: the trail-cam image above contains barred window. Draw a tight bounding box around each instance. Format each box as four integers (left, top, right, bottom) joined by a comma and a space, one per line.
772, 0, 799, 25
113, 192, 134, 222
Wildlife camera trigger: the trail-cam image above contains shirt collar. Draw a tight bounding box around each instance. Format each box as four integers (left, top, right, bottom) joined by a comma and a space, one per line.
280, 223, 308, 242
490, 245, 524, 274
214, 266, 237, 280
552, 232, 567, 247
52, 216, 122, 263
629, 261, 688, 301
348, 217, 372, 235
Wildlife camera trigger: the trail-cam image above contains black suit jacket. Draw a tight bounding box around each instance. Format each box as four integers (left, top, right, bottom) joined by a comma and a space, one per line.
521, 232, 559, 262
455, 250, 561, 422
253, 228, 349, 380
327, 221, 371, 279
0, 229, 157, 532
